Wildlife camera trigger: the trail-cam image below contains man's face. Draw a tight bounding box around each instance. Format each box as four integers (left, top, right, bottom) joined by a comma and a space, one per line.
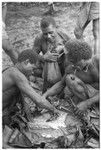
41, 24, 56, 42
22, 60, 36, 76
74, 59, 91, 71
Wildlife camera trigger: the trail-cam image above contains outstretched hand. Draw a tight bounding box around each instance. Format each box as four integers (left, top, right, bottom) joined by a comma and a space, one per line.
46, 108, 60, 122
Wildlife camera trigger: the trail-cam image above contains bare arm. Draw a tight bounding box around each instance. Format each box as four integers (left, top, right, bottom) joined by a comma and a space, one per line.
12, 70, 56, 112
77, 92, 99, 111
32, 35, 45, 63
2, 39, 18, 64
43, 76, 66, 98
86, 92, 99, 107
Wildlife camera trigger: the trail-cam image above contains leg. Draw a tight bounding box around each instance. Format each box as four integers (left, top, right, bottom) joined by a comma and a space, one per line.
2, 39, 18, 64
92, 19, 100, 55
74, 19, 90, 39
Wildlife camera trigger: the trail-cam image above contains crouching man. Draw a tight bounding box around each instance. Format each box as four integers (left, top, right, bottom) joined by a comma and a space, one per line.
3, 50, 58, 127
42, 39, 99, 112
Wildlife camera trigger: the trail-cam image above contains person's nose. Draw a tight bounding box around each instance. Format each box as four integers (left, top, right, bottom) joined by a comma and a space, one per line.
47, 33, 51, 39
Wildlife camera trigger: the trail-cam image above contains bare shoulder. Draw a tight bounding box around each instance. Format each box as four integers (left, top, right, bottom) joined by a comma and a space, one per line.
10, 67, 28, 83
34, 33, 43, 43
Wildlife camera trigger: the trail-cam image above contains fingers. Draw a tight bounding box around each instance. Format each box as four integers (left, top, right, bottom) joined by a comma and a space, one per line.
48, 51, 59, 56
48, 56, 58, 62
50, 56, 58, 61
44, 52, 59, 62
58, 52, 64, 58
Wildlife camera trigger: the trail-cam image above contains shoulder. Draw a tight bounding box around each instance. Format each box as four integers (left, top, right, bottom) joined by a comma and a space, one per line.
10, 67, 28, 83
34, 33, 43, 44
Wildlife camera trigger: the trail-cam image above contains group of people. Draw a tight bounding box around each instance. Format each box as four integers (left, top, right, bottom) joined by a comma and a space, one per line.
2, 2, 99, 131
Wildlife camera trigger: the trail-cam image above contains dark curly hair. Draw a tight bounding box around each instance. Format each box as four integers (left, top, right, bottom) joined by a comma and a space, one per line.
65, 39, 92, 64
40, 16, 56, 28
18, 49, 38, 64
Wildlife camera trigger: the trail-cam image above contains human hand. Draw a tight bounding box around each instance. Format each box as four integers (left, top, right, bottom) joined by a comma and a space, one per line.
77, 101, 88, 112
43, 51, 59, 62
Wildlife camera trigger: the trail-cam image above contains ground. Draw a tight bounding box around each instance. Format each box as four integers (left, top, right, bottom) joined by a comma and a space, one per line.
2, 2, 94, 69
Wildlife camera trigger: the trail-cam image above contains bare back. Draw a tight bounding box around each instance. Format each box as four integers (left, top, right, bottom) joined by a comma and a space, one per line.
3, 67, 20, 109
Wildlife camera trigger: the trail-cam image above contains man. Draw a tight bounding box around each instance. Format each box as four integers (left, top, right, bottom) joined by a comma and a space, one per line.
74, 2, 100, 55
2, 2, 18, 64
3, 50, 58, 126
32, 16, 70, 92
42, 39, 99, 112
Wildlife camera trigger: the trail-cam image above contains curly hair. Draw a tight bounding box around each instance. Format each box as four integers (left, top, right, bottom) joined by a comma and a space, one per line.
65, 39, 92, 63
18, 49, 38, 64
40, 16, 56, 28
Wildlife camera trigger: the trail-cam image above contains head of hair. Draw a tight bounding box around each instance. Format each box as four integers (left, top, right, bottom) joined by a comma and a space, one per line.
65, 39, 92, 64
40, 16, 56, 28
18, 49, 38, 64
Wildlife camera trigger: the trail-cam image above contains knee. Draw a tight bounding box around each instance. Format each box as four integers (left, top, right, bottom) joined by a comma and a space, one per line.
74, 27, 83, 39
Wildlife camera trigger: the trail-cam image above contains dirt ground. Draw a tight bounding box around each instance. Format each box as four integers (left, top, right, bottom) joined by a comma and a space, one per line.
2, 2, 94, 69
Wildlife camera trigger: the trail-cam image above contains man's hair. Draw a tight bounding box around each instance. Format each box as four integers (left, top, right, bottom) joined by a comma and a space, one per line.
18, 49, 38, 64
40, 16, 56, 28
65, 39, 92, 63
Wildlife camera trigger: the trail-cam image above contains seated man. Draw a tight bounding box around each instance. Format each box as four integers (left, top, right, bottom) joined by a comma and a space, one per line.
43, 39, 99, 112
3, 50, 58, 127
32, 16, 70, 92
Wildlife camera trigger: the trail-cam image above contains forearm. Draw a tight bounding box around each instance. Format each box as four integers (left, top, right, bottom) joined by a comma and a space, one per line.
29, 89, 56, 112
86, 92, 99, 108
43, 81, 65, 98
21, 84, 56, 112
